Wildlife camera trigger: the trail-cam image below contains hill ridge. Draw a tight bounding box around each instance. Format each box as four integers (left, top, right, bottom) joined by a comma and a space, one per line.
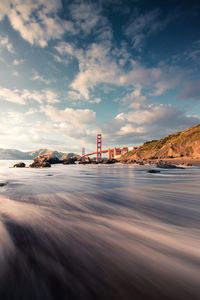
121, 124, 200, 161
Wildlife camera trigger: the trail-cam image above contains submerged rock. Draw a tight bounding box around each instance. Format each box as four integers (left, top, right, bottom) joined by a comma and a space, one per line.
13, 162, 26, 168
148, 169, 161, 173
0, 181, 8, 187
156, 163, 185, 169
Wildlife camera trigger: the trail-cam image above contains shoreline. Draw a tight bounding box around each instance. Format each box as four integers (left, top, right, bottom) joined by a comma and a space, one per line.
120, 157, 200, 166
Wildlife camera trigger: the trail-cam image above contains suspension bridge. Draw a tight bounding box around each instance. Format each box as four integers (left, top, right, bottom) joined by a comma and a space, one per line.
82, 134, 138, 161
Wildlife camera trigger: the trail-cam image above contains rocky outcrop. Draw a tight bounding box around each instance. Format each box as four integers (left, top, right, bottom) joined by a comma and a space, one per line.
29, 161, 51, 168
103, 159, 117, 164
121, 124, 200, 162
156, 163, 184, 169
79, 157, 91, 164
63, 158, 76, 164
34, 154, 61, 164
29, 154, 60, 168
13, 162, 26, 168
60, 153, 81, 160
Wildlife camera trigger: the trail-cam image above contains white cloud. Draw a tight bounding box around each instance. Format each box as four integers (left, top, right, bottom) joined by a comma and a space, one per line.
43, 105, 96, 125
31, 71, 51, 84
0, 0, 10, 21
69, 2, 102, 35
99, 100, 200, 146
0, 35, 14, 53
90, 98, 101, 104
0, 87, 25, 104
69, 42, 121, 99
0, 87, 60, 105
54, 37, 185, 102
0, 0, 75, 47
13, 59, 24, 65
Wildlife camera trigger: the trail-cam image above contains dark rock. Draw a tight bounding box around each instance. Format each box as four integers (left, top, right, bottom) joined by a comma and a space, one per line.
34, 154, 61, 164
29, 162, 51, 168
79, 157, 91, 164
0, 181, 8, 187
13, 162, 26, 168
103, 159, 116, 164
148, 169, 161, 173
63, 158, 76, 165
156, 163, 184, 169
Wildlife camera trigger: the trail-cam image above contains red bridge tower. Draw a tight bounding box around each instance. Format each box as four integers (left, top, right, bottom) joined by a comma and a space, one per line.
97, 134, 102, 161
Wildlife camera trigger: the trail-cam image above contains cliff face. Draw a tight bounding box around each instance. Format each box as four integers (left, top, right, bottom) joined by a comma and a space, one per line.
121, 124, 200, 161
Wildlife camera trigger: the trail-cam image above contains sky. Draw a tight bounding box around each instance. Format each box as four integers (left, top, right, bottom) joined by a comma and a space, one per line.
0, 0, 200, 154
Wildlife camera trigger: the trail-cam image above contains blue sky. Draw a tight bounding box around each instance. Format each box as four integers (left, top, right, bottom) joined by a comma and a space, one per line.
0, 0, 200, 153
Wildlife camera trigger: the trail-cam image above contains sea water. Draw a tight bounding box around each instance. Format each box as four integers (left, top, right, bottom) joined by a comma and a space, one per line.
0, 161, 200, 299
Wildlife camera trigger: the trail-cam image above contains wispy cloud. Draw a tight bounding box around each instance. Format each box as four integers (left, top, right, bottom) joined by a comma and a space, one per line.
125, 9, 163, 50
0, 0, 76, 47
13, 59, 24, 65
0, 35, 14, 53
0, 87, 60, 105
31, 71, 51, 85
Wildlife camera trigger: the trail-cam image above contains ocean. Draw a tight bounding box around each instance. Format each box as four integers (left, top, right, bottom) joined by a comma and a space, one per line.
0, 161, 200, 300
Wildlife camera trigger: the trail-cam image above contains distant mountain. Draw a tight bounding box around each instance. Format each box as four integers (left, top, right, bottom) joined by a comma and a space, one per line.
121, 124, 200, 161
0, 148, 80, 160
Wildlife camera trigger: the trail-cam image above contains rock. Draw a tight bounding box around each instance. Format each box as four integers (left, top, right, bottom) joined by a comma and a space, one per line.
63, 158, 76, 165
79, 156, 91, 164
29, 162, 51, 168
0, 181, 8, 187
13, 162, 26, 168
91, 161, 99, 164
34, 154, 61, 164
156, 163, 185, 169
148, 169, 161, 173
103, 159, 116, 164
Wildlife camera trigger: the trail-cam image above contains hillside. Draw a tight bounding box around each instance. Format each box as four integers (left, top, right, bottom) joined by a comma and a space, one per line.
121, 124, 200, 161
0, 148, 80, 160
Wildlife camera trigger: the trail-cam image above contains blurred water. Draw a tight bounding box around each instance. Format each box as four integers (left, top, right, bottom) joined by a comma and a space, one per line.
0, 161, 200, 300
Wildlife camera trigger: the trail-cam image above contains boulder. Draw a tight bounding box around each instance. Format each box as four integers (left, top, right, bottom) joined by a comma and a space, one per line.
148, 169, 161, 173
79, 156, 91, 164
103, 159, 116, 164
13, 162, 26, 168
29, 162, 51, 168
34, 154, 61, 164
63, 158, 76, 165
156, 163, 184, 169
0, 181, 8, 187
